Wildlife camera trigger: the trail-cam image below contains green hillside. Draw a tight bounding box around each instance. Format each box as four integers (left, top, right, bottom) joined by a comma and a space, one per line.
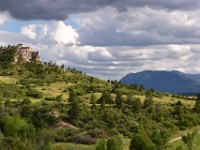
0, 45, 200, 150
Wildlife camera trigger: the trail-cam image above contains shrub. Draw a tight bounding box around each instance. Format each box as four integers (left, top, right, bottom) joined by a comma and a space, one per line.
130, 133, 156, 150
26, 89, 43, 98
150, 129, 171, 150
1, 137, 32, 150
67, 134, 96, 144
21, 98, 31, 105
45, 97, 55, 101
107, 135, 123, 150
0, 115, 28, 136
56, 95, 63, 102
87, 129, 108, 139
96, 139, 106, 150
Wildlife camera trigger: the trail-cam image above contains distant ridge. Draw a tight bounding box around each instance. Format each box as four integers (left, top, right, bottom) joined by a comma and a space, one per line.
120, 70, 200, 95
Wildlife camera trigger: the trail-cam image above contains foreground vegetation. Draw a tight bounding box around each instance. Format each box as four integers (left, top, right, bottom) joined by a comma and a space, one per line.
0, 45, 200, 149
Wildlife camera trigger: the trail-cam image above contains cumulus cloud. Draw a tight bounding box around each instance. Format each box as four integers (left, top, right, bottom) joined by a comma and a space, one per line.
1, 18, 200, 79
76, 7, 200, 47
2, 21, 200, 79
0, 11, 9, 25
49, 21, 78, 44
0, 30, 33, 45
2, 1, 200, 79
20, 21, 79, 45
21, 24, 37, 39
87, 49, 113, 61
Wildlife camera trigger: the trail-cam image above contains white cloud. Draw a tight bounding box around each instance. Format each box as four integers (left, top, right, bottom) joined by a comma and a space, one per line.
0, 12, 9, 25
0, 30, 33, 45
87, 49, 113, 61
21, 24, 37, 39
49, 21, 79, 45
76, 7, 200, 46
2, 6, 200, 80
39, 24, 48, 37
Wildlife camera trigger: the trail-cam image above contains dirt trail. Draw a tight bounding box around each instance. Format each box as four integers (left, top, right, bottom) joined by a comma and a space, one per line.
168, 136, 182, 143
168, 129, 200, 144
59, 121, 79, 129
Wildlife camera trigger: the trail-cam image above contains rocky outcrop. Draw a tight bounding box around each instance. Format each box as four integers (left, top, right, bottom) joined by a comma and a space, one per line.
15, 44, 40, 62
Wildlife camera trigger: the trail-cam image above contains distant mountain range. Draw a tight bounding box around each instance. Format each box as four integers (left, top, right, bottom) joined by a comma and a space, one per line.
120, 70, 200, 95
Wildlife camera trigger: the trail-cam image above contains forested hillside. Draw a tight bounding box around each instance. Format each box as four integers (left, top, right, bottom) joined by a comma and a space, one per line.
0, 45, 200, 150
121, 70, 200, 95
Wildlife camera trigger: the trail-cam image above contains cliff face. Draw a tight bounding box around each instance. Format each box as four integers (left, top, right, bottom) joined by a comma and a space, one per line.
15, 44, 40, 62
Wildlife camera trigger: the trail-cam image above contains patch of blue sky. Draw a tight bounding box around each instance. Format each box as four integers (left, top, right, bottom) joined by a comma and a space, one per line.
0, 15, 80, 33
65, 15, 80, 30
1, 19, 52, 33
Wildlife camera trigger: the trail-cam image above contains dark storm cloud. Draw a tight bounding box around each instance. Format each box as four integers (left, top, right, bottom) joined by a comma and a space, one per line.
113, 0, 200, 11
0, 0, 200, 20
0, 0, 116, 20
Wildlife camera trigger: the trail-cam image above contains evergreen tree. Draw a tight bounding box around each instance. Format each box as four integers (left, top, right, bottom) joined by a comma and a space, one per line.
182, 130, 197, 150
55, 95, 63, 102
90, 93, 96, 110
139, 84, 145, 91
115, 92, 123, 109
60, 64, 65, 70
107, 135, 123, 150
98, 91, 113, 109
131, 98, 142, 113
150, 129, 171, 150
143, 90, 154, 111
96, 139, 106, 150
68, 90, 81, 122
130, 133, 156, 150
194, 94, 200, 113
126, 94, 142, 113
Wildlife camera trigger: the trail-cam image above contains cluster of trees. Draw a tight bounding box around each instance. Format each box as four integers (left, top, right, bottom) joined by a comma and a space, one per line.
1, 80, 200, 149
0, 115, 51, 150
0, 45, 16, 69
96, 135, 123, 150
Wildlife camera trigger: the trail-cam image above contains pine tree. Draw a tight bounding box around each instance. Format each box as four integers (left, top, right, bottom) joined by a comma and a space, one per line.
194, 94, 200, 113
143, 90, 154, 108
107, 135, 123, 150
68, 90, 80, 122
96, 139, 106, 150
90, 93, 96, 111
115, 92, 123, 109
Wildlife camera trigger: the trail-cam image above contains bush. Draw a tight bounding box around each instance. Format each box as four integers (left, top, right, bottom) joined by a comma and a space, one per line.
130, 133, 156, 150
107, 135, 123, 150
55, 95, 63, 102
35, 129, 52, 150
150, 129, 171, 150
1, 137, 32, 150
26, 89, 43, 98
54, 129, 80, 142
0, 115, 28, 137
67, 134, 96, 144
45, 97, 55, 101
96, 139, 106, 150
176, 146, 184, 150
87, 129, 108, 139
21, 98, 31, 105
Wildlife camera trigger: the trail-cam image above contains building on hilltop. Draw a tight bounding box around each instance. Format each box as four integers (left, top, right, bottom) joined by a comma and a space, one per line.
15, 44, 40, 62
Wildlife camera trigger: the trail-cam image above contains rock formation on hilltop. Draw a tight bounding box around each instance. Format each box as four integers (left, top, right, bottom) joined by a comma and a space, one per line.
15, 44, 40, 62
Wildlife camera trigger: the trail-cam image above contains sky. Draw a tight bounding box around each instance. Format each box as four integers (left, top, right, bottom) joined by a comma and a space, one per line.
0, 1, 200, 79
